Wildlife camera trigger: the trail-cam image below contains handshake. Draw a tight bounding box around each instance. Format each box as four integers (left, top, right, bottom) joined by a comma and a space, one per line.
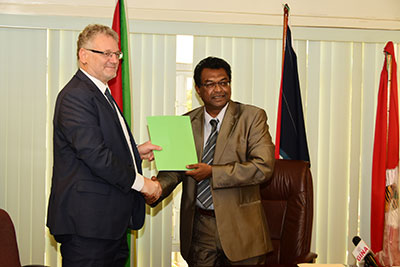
141, 176, 162, 205
136, 140, 213, 205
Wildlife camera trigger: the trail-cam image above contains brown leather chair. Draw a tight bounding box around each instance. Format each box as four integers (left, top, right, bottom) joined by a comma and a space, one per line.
0, 209, 48, 267
261, 159, 317, 264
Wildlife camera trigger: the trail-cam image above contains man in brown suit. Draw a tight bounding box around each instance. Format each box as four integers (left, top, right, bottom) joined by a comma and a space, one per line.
149, 56, 275, 266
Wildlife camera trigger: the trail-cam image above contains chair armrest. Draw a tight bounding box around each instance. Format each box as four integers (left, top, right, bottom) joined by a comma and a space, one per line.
294, 252, 318, 264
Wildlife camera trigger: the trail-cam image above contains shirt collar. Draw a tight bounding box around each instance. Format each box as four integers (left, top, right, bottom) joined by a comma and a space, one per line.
80, 68, 108, 94
204, 102, 229, 128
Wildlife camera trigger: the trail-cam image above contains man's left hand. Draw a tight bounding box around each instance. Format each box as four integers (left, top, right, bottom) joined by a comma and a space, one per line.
138, 141, 162, 161
185, 163, 212, 182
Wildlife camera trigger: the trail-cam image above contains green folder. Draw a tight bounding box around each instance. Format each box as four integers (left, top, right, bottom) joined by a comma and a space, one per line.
147, 116, 198, 171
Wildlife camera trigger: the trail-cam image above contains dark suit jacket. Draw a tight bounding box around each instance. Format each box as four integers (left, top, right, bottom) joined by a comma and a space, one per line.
157, 101, 275, 262
47, 70, 145, 240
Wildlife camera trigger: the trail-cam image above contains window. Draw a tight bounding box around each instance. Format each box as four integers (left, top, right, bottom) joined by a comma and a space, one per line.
172, 35, 194, 267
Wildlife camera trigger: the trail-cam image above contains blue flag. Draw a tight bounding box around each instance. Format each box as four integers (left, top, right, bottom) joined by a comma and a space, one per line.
275, 26, 310, 162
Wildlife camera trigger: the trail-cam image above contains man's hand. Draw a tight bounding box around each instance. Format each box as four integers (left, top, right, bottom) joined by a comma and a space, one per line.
138, 141, 162, 161
185, 163, 212, 182
141, 176, 162, 205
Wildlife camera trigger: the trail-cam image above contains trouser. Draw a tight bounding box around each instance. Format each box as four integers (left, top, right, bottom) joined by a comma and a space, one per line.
187, 209, 267, 266
54, 234, 129, 267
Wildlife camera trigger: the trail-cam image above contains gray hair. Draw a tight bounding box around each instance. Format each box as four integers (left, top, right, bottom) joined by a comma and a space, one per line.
77, 24, 119, 59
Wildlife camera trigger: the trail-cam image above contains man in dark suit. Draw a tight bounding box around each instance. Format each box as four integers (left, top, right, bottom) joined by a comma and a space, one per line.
148, 56, 275, 266
47, 24, 161, 266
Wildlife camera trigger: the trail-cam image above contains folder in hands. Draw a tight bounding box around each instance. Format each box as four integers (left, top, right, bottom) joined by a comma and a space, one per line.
147, 116, 198, 171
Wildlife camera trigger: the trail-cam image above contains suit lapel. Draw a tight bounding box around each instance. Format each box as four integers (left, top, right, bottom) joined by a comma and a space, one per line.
214, 101, 238, 163
191, 109, 205, 162
76, 70, 116, 115
75, 70, 138, 168
185, 108, 204, 201
190, 101, 239, 164
78, 72, 124, 136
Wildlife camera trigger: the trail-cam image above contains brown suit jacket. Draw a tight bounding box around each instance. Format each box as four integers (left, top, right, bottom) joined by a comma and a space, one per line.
157, 101, 275, 262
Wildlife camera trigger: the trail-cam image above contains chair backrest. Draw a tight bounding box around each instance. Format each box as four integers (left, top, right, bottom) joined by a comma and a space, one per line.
0, 209, 22, 267
261, 159, 314, 264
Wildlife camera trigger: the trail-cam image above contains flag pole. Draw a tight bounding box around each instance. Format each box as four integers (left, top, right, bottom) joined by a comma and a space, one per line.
275, 3, 290, 158
281, 4, 289, 71
386, 52, 392, 152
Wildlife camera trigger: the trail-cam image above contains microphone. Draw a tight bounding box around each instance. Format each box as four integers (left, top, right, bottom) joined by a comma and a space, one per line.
352, 236, 379, 267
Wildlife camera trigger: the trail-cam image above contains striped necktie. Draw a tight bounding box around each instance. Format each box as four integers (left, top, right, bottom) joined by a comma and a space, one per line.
197, 118, 219, 209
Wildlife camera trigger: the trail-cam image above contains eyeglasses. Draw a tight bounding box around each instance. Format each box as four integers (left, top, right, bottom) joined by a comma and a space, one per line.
201, 80, 231, 90
86, 48, 123, 60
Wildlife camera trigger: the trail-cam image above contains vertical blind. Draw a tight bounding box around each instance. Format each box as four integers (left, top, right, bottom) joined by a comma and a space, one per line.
0, 26, 48, 265
1, 14, 400, 266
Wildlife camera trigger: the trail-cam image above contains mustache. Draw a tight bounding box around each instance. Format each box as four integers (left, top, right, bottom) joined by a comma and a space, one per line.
211, 94, 226, 98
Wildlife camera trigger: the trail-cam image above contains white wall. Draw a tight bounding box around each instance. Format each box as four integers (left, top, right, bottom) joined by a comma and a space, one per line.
0, 0, 399, 30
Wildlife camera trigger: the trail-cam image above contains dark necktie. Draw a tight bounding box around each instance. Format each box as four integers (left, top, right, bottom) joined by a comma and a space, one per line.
105, 88, 117, 113
105, 88, 137, 169
197, 118, 219, 209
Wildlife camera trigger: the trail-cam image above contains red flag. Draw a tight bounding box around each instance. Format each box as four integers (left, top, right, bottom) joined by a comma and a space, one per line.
371, 42, 399, 262
109, 0, 132, 127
